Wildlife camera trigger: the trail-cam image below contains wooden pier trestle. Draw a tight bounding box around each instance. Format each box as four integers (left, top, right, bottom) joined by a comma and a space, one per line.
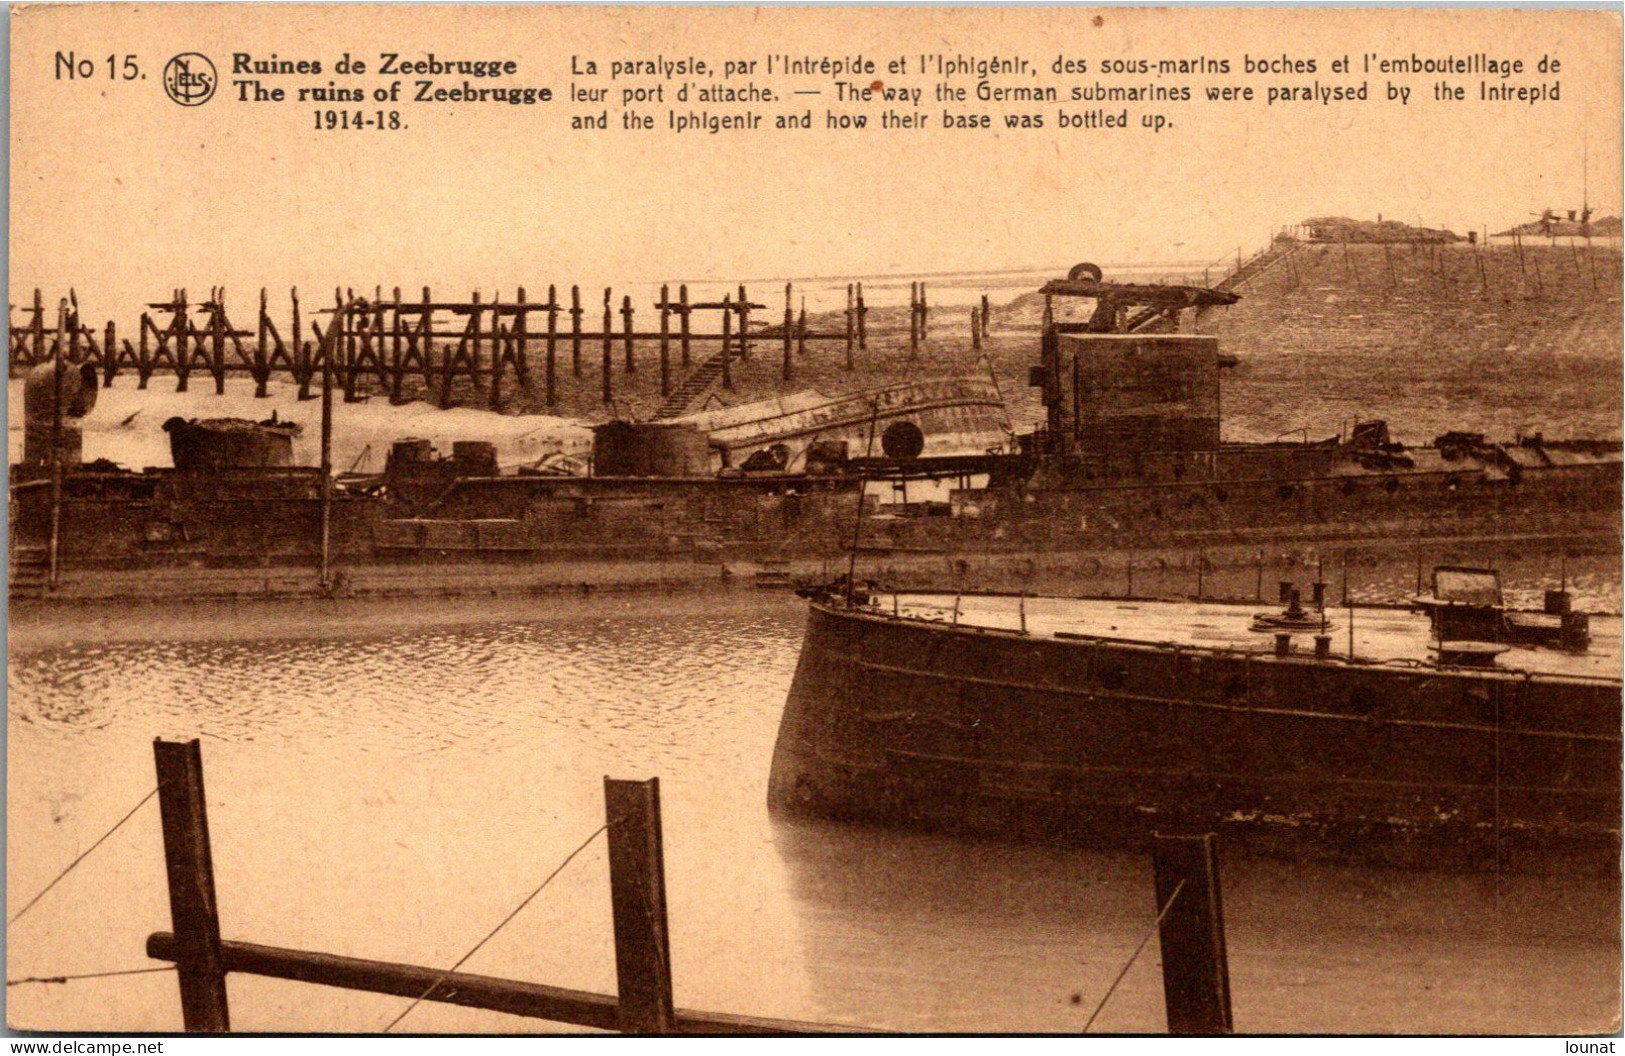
11, 280, 906, 411
142, 738, 1232, 1034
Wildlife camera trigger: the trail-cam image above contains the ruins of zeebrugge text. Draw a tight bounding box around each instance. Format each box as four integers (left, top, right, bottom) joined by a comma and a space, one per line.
54, 47, 1570, 133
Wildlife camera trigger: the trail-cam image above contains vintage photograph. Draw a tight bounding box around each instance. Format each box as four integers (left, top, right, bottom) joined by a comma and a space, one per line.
6, 4, 1622, 1037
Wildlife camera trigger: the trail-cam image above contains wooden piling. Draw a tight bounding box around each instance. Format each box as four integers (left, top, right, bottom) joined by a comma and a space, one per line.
389, 289, 405, 404
601, 288, 614, 404
844, 284, 855, 371
254, 289, 270, 397
970, 310, 981, 355
321, 297, 337, 581
856, 282, 867, 350
47, 299, 66, 590
154, 738, 231, 1033
719, 295, 733, 391
981, 293, 991, 338
737, 284, 751, 361
138, 312, 152, 389
291, 290, 307, 398
1151, 834, 1231, 1035
570, 285, 584, 377
908, 282, 919, 359
513, 286, 531, 393
174, 290, 191, 393
32, 288, 45, 364
604, 778, 675, 1035
918, 281, 928, 355
103, 320, 118, 388
210, 289, 227, 395
782, 283, 794, 382
796, 302, 808, 370
468, 291, 485, 405
658, 284, 671, 398
417, 287, 434, 395
489, 319, 505, 411
678, 284, 691, 369
621, 294, 636, 374
547, 284, 559, 407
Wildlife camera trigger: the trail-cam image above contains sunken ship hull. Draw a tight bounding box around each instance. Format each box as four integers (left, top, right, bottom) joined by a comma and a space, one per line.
767, 600, 1622, 873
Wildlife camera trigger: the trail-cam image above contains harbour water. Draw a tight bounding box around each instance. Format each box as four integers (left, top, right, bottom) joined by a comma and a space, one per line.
7, 589, 1620, 1034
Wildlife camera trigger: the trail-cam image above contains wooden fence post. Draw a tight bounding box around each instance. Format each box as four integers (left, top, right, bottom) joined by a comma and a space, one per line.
604, 778, 675, 1035
154, 738, 231, 1033
1151, 833, 1231, 1035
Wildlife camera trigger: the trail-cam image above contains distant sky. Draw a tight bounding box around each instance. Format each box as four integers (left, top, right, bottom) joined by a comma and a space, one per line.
10, 5, 1621, 322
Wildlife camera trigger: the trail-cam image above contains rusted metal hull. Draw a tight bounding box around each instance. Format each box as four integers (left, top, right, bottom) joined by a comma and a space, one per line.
768, 602, 1623, 873
9, 442, 1620, 601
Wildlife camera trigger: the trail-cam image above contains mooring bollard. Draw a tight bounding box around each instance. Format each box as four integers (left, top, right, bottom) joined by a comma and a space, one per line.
153, 738, 231, 1032
1151, 833, 1232, 1035
604, 777, 675, 1034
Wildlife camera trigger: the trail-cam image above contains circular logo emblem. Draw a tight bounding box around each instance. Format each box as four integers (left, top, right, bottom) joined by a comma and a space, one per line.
163, 53, 217, 106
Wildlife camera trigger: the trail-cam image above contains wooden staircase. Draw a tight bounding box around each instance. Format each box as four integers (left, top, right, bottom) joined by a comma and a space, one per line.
652, 353, 728, 419
10, 544, 49, 598
1189, 238, 1305, 327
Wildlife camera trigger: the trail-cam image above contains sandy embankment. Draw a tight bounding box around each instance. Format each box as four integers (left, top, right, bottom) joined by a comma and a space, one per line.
7, 375, 593, 472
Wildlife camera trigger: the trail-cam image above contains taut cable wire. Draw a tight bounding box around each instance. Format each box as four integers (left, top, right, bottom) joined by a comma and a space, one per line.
1081, 878, 1187, 1033
8, 966, 175, 987
9, 785, 162, 927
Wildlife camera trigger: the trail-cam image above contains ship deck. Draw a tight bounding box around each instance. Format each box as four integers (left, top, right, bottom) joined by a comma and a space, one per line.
884, 592, 1623, 683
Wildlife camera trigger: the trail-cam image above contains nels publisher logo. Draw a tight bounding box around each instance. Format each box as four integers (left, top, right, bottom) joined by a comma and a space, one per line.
163, 53, 216, 106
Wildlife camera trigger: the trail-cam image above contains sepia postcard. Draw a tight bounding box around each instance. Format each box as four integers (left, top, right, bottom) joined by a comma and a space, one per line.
5, 3, 1622, 1040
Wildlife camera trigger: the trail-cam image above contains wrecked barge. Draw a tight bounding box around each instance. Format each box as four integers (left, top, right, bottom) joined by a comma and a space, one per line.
767, 568, 1623, 873
9, 268, 1621, 601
